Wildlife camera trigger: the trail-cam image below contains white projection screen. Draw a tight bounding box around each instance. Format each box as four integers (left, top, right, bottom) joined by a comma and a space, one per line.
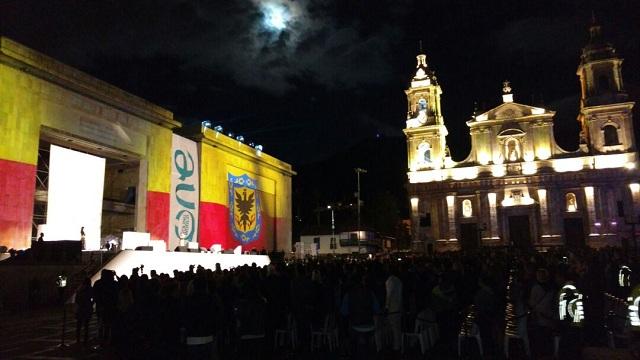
46, 145, 105, 250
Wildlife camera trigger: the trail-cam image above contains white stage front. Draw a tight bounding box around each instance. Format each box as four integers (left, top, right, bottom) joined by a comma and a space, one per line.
91, 250, 270, 283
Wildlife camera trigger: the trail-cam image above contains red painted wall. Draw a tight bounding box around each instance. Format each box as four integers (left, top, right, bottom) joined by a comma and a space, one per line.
0, 159, 36, 249
146, 191, 169, 247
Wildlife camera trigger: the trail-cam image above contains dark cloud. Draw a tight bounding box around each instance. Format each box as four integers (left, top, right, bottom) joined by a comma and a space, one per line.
25, 0, 403, 94
0, 0, 638, 165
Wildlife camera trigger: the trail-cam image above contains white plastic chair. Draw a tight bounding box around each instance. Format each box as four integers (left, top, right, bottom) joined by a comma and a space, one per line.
504, 314, 531, 358
424, 322, 440, 348
274, 313, 297, 349
458, 323, 483, 357
310, 313, 339, 351
401, 318, 427, 354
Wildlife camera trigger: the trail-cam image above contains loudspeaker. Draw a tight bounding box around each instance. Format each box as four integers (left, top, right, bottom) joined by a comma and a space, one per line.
135, 246, 153, 251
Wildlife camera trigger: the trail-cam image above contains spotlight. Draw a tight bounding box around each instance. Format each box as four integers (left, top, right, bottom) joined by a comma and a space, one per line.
227, 132, 234, 138
249, 142, 255, 147
201, 120, 212, 128
255, 144, 263, 151
236, 135, 245, 142
214, 125, 223, 132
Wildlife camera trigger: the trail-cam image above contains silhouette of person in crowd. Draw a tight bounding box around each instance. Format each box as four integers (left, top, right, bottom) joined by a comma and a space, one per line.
75, 277, 93, 345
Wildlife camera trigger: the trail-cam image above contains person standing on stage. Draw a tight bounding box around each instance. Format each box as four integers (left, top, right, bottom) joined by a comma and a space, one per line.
80, 227, 86, 250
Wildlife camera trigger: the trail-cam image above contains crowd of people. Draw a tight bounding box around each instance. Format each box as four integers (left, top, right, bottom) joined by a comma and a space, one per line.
72, 246, 639, 359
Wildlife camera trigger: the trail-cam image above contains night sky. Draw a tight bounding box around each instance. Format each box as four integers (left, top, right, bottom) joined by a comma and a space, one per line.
1, 0, 638, 164
1, 0, 639, 233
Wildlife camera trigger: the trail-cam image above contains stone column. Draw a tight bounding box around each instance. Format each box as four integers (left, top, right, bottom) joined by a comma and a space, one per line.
488, 192, 498, 239
135, 158, 148, 233
446, 194, 456, 240
584, 186, 597, 234
537, 188, 549, 236
410, 197, 420, 250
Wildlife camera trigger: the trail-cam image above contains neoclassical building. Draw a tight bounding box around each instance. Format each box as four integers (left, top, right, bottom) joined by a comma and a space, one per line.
404, 22, 638, 252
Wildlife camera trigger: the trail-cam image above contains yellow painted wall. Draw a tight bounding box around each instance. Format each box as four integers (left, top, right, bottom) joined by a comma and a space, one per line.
0, 63, 43, 165
0, 62, 174, 194
147, 128, 173, 193
0, 38, 179, 249
200, 141, 291, 217
199, 131, 295, 249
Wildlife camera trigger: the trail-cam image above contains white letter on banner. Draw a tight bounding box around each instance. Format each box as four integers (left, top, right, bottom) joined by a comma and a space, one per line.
169, 134, 199, 250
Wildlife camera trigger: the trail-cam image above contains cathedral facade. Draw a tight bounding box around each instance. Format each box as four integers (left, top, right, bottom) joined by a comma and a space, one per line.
405, 22, 638, 252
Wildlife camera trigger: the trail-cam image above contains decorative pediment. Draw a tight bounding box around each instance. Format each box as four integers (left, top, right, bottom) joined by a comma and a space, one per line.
472, 102, 551, 123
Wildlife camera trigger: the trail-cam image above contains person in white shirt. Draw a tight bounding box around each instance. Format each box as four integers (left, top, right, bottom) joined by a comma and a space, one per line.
386, 266, 403, 352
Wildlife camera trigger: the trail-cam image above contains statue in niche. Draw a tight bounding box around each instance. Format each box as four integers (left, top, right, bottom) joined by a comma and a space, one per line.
418, 98, 427, 111
566, 193, 577, 212
416, 98, 428, 124
462, 199, 472, 217
506, 139, 520, 161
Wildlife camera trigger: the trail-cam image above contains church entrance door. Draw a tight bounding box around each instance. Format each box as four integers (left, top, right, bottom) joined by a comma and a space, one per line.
460, 223, 478, 251
564, 218, 586, 248
508, 215, 531, 249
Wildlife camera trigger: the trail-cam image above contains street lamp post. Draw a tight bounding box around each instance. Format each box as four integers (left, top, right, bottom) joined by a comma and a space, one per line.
327, 205, 335, 254
355, 168, 367, 254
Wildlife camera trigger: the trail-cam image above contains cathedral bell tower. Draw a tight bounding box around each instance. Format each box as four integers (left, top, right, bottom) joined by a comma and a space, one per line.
404, 52, 449, 171
577, 17, 635, 153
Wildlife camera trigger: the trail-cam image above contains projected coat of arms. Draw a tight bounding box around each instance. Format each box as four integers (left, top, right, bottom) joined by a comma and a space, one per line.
228, 173, 262, 244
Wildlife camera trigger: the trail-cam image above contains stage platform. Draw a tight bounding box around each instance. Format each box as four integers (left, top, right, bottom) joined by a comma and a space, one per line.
91, 250, 270, 282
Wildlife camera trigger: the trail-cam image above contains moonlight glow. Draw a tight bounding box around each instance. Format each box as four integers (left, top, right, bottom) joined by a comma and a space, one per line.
263, 3, 288, 31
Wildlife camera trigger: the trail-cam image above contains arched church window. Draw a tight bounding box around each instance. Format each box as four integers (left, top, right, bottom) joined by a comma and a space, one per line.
603, 125, 620, 146
505, 138, 521, 162
462, 199, 472, 218
566, 193, 578, 212
598, 74, 610, 92
417, 142, 431, 165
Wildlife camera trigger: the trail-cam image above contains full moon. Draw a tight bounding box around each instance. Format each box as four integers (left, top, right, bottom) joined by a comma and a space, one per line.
263, 3, 288, 31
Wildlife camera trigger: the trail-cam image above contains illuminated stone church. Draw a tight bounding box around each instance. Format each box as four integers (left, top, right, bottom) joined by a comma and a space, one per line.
405, 22, 638, 252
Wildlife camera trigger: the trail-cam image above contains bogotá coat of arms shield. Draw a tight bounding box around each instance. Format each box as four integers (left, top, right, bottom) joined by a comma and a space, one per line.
228, 173, 261, 244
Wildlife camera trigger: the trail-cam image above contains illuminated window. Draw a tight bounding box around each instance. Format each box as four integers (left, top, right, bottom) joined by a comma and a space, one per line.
417, 141, 431, 165
566, 193, 578, 212
603, 125, 620, 146
462, 199, 472, 217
